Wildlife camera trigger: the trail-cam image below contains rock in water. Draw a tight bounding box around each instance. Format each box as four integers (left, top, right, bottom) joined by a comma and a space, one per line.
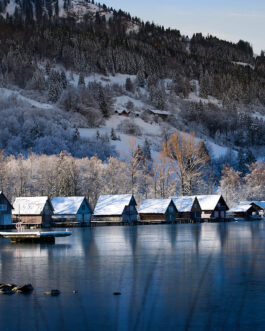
113, 292, 121, 296
13, 284, 34, 294
44, 289, 61, 296
0, 284, 17, 294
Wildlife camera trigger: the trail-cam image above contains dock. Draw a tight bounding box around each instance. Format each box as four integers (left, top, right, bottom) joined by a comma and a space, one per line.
0, 231, 72, 243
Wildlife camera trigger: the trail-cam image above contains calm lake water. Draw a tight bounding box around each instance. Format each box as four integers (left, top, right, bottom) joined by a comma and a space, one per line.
1, 222, 265, 331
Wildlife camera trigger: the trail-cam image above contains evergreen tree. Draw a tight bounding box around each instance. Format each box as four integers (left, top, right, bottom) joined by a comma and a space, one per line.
78, 73, 85, 87
136, 69, 145, 88
98, 87, 109, 118
125, 77, 133, 92
61, 71, 67, 89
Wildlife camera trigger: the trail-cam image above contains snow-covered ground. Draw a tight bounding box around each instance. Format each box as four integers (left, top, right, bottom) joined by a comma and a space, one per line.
68, 72, 137, 88
79, 113, 230, 160
1, 0, 114, 23
0, 88, 54, 110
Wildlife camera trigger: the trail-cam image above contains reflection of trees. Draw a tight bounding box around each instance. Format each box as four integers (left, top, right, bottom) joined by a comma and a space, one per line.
216, 223, 229, 249
190, 223, 201, 254
250, 221, 262, 247
165, 224, 178, 249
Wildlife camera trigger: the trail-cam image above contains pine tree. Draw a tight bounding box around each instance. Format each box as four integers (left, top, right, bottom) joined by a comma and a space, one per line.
78, 73, 85, 87
142, 138, 152, 161
111, 128, 117, 140
125, 77, 133, 92
136, 69, 145, 88
73, 128, 80, 142
61, 71, 67, 89
98, 87, 109, 118
245, 148, 256, 165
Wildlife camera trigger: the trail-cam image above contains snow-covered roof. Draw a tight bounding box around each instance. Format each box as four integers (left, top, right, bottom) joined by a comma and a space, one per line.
52, 197, 88, 215
252, 201, 265, 210
93, 194, 135, 216
13, 197, 52, 215
229, 203, 253, 213
149, 109, 170, 115
240, 201, 265, 210
138, 199, 173, 214
196, 195, 223, 211
171, 196, 197, 212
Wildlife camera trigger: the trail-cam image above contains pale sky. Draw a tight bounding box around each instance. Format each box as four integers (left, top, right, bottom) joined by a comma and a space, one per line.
103, 0, 265, 54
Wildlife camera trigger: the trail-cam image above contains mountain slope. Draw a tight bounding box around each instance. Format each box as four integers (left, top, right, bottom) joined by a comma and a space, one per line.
0, 0, 265, 165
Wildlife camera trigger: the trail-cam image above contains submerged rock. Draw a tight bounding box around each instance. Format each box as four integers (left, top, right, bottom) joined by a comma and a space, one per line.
0, 284, 17, 294
13, 284, 34, 294
44, 289, 61, 296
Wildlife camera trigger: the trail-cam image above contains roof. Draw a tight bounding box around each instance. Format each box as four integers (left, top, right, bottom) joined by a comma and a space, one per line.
171, 196, 197, 212
229, 202, 254, 213
52, 197, 88, 215
138, 199, 173, 214
196, 195, 223, 211
0, 191, 13, 209
244, 201, 265, 210
13, 197, 52, 215
93, 194, 135, 216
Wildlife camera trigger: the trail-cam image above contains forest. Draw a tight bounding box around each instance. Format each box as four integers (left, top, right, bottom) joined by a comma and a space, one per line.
0, 0, 264, 201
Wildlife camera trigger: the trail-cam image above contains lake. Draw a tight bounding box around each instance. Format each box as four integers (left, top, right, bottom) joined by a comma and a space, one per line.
1, 222, 265, 331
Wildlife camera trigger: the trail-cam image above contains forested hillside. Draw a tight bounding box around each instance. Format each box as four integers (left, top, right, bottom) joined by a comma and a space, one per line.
0, 0, 265, 200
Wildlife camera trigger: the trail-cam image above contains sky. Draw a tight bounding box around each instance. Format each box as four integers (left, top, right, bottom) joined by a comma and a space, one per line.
103, 0, 265, 54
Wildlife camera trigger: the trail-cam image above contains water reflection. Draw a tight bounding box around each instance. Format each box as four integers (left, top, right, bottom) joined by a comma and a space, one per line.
0, 222, 265, 330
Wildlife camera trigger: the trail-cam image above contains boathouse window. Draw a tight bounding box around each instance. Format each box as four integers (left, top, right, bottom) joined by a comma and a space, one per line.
0, 204, 7, 211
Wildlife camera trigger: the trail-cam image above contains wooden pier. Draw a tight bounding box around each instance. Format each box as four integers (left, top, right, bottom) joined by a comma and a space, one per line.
0, 231, 72, 243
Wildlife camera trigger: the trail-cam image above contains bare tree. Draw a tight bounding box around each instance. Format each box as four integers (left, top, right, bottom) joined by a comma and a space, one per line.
162, 131, 209, 195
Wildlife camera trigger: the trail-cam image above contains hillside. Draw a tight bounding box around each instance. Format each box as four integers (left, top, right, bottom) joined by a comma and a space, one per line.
0, 0, 265, 169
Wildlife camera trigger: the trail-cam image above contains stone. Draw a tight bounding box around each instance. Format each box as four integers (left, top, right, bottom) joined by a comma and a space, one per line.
0, 284, 16, 294
0, 288, 15, 295
44, 289, 61, 296
13, 284, 34, 294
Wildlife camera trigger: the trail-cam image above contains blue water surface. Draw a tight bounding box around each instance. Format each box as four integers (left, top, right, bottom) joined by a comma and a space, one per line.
0, 222, 265, 331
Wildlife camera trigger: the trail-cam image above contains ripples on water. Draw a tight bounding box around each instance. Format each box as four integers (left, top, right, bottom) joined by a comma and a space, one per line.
1, 222, 265, 331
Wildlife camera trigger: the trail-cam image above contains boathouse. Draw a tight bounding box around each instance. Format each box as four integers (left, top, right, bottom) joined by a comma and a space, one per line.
229, 202, 262, 220
12, 197, 54, 228
0, 192, 13, 226
52, 196, 92, 224
93, 194, 138, 223
249, 201, 265, 216
196, 195, 229, 220
171, 196, 201, 220
138, 199, 177, 223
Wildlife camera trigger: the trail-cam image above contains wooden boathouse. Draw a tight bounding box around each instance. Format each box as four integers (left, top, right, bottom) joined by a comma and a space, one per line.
138, 199, 177, 223
0, 191, 13, 227
52, 196, 92, 225
196, 195, 229, 221
12, 196, 54, 228
92, 194, 138, 224
171, 196, 201, 221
